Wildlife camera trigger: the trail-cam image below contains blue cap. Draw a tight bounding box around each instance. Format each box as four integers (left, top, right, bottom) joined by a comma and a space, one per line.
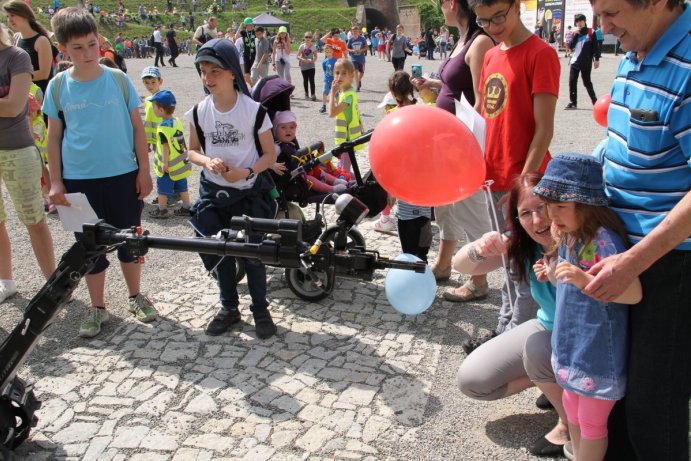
150, 89, 176, 107
533, 153, 609, 206
141, 66, 161, 79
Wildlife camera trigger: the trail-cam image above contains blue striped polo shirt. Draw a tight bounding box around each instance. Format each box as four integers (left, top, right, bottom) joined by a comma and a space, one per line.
603, 5, 691, 250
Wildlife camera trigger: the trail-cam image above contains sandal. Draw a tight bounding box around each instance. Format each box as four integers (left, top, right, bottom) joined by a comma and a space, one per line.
431, 265, 452, 282
442, 281, 489, 302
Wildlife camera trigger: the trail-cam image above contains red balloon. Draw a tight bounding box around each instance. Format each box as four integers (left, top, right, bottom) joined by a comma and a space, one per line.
593, 94, 611, 127
369, 105, 485, 207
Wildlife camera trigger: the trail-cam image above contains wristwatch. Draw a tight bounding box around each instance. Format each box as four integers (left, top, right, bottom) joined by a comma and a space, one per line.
245, 167, 256, 180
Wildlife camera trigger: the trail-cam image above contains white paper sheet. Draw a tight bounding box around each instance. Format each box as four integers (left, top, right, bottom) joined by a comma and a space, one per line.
55, 193, 100, 232
454, 94, 487, 154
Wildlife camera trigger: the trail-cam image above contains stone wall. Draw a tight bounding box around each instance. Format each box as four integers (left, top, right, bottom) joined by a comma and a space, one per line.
398, 5, 420, 39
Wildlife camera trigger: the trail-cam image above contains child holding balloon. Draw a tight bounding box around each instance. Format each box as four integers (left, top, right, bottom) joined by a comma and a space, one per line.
532, 154, 642, 461
380, 71, 432, 261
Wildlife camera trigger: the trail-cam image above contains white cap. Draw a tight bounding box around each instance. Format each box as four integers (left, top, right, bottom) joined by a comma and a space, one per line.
377, 92, 397, 109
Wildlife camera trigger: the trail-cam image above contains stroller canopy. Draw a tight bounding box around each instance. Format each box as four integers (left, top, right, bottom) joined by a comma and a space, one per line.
251, 75, 294, 122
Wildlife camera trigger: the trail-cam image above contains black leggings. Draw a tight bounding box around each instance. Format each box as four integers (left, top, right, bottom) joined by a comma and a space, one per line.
392, 56, 406, 71
301, 68, 316, 97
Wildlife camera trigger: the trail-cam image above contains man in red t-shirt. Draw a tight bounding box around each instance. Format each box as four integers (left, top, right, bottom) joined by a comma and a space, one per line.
477, 7, 559, 192
322, 28, 348, 60
468, 0, 560, 357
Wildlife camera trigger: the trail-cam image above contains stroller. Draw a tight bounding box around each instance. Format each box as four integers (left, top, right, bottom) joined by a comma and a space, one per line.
250, 76, 388, 300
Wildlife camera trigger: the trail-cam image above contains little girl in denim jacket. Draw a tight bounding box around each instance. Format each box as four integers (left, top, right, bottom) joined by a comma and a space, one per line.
532, 153, 642, 461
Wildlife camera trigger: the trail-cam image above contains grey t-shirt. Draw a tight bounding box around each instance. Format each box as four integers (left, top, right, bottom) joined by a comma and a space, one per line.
0, 46, 33, 149
297, 43, 316, 70
254, 37, 270, 67
389, 34, 408, 59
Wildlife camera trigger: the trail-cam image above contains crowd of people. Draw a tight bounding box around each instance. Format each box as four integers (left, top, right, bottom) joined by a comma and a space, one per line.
0, 0, 688, 460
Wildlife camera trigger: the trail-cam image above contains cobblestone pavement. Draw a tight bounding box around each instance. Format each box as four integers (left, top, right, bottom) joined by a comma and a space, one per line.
2, 52, 620, 460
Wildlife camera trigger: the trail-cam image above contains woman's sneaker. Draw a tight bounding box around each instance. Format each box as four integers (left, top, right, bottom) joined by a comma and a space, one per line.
0, 281, 18, 304
79, 307, 109, 338
128, 293, 157, 323
374, 215, 395, 233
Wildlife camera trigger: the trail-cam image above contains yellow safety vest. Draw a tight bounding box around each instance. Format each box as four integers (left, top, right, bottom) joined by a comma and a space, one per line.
334, 88, 364, 151
29, 83, 47, 163
153, 118, 193, 180
29, 83, 44, 106
144, 98, 163, 146
32, 116, 48, 163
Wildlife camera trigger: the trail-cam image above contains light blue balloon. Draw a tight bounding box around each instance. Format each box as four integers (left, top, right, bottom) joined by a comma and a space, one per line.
385, 253, 437, 315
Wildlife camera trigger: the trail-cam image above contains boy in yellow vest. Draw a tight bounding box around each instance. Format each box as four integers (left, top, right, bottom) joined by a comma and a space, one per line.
148, 90, 192, 218
328, 59, 364, 175
141, 66, 163, 149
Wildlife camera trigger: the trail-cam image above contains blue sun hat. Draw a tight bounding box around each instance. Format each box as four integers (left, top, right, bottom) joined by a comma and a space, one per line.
195, 38, 250, 96
533, 153, 609, 206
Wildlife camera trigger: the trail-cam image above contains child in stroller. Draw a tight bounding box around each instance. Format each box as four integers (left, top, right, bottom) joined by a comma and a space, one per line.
252, 76, 355, 217
270, 110, 350, 198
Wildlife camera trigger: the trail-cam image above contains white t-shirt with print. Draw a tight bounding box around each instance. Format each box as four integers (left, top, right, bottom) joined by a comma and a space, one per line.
184, 92, 272, 189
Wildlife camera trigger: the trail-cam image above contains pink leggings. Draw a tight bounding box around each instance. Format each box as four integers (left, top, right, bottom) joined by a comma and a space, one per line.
562, 389, 616, 440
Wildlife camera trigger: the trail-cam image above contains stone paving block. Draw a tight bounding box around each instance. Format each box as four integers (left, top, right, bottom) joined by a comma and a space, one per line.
82, 435, 112, 461
182, 433, 236, 451
337, 384, 378, 406
140, 429, 179, 450
110, 425, 150, 449
184, 393, 218, 414
295, 425, 336, 452
52, 422, 100, 444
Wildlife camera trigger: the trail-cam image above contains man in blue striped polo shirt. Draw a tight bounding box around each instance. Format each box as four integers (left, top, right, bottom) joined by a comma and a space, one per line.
586, 0, 690, 459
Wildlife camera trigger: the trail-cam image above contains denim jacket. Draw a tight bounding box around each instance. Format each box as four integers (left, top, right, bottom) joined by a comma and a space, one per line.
551, 227, 629, 400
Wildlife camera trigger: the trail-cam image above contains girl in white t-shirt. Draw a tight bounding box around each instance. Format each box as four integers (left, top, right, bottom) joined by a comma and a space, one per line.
272, 26, 292, 83
187, 38, 278, 340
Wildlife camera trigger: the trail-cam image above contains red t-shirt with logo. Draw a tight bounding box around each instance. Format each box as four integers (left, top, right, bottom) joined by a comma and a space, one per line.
325, 37, 347, 59
480, 34, 560, 191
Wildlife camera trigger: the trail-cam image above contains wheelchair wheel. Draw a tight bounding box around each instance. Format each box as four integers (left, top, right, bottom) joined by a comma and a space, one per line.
284, 227, 365, 301
285, 264, 334, 302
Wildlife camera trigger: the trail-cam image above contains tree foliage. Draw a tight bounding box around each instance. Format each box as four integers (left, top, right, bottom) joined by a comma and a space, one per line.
416, 1, 444, 30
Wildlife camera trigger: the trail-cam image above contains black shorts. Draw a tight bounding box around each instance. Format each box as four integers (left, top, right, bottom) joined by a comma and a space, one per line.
352, 61, 365, 73
64, 170, 143, 274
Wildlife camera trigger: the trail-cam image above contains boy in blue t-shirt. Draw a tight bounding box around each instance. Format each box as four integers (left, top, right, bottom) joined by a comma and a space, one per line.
43, 7, 158, 338
346, 26, 367, 91
320, 44, 336, 114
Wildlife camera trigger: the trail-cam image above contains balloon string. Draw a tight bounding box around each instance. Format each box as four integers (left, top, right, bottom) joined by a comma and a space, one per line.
482, 180, 515, 313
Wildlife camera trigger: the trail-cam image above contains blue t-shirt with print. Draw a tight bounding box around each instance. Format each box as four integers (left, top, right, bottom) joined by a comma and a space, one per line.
322, 57, 336, 84
43, 68, 141, 180
347, 36, 367, 63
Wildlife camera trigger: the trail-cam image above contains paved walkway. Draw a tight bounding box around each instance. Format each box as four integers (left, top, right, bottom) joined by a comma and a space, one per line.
3, 51, 621, 460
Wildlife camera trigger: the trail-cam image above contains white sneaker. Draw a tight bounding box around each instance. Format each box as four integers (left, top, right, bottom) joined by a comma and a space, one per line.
0, 281, 17, 304
374, 216, 395, 232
